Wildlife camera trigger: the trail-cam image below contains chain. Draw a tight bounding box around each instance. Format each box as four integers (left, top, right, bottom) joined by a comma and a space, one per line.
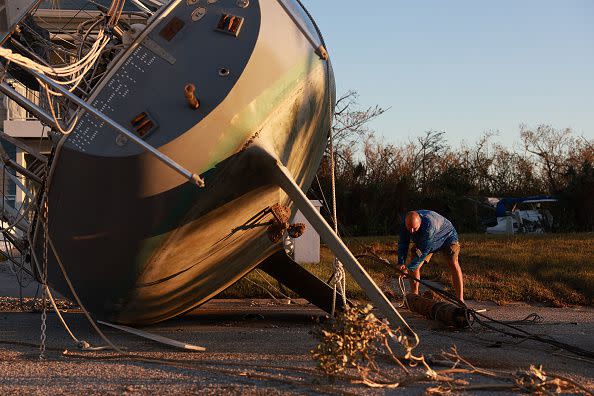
39, 166, 49, 360
39, 288, 47, 359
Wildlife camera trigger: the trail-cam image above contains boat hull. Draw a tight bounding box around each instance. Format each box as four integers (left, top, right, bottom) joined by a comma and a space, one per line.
35, 0, 334, 324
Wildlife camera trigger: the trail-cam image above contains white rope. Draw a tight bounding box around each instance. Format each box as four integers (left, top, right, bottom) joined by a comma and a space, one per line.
329, 119, 347, 316
0, 31, 110, 88
398, 276, 408, 309
0, 33, 106, 134
45, 284, 108, 351
38, 79, 80, 134
0, 0, 126, 134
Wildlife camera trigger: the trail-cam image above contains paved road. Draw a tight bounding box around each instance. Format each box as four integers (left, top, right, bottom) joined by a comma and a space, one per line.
0, 297, 593, 395
0, 262, 41, 298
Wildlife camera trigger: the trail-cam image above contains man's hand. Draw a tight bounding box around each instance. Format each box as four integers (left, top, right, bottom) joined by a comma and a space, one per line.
398, 264, 408, 277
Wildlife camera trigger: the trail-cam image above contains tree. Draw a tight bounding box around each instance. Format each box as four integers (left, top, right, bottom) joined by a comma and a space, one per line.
520, 124, 574, 192
330, 91, 387, 159
413, 130, 448, 192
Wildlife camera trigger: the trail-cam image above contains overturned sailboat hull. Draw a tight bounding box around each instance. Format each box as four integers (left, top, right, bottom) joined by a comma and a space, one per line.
35, 0, 334, 324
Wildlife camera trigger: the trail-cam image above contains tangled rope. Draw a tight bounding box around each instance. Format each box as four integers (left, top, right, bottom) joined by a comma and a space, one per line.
0, 0, 129, 134
0, 30, 110, 90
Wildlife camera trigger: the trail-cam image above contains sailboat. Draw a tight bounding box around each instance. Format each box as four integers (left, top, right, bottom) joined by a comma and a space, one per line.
0, 0, 414, 340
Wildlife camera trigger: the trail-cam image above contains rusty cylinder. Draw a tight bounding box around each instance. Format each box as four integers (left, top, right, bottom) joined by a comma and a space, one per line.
406, 293, 469, 328
184, 84, 200, 109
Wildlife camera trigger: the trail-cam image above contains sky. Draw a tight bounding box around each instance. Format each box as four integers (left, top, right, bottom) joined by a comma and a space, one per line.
301, 1, 594, 147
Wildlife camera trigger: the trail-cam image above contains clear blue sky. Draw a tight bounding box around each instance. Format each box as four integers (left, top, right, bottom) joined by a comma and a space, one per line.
301, 1, 594, 146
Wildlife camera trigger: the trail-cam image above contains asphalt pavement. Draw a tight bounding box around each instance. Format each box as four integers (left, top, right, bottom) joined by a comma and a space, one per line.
0, 263, 593, 395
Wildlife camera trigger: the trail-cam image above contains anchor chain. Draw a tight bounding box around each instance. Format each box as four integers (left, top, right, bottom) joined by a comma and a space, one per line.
39, 166, 49, 360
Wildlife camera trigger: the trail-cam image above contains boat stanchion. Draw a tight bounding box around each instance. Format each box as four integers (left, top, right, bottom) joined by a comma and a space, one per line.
97, 320, 206, 351
257, 147, 418, 344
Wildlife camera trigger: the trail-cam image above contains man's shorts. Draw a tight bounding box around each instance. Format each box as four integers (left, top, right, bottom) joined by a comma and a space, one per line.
409, 241, 460, 266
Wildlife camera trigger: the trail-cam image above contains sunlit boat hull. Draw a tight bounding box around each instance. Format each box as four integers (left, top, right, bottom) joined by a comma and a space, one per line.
34, 0, 334, 324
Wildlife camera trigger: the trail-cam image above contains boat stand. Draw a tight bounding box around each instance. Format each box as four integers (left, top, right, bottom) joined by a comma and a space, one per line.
251, 145, 419, 343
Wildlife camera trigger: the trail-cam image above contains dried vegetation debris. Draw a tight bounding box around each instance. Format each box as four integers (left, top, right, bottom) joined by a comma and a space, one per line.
311, 304, 593, 394
0, 296, 76, 312
311, 304, 438, 388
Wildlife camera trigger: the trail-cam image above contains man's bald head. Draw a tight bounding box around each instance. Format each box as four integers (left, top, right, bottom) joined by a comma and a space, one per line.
405, 211, 421, 233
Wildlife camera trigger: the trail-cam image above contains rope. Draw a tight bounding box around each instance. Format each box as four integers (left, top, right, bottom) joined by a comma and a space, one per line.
241, 270, 308, 306
44, 284, 108, 351
328, 132, 347, 316
0, 36, 106, 134
254, 269, 294, 301
292, 0, 347, 316
244, 277, 278, 300
397, 276, 408, 309
0, 30, 110, 89
355, 253, 407, 309
46, 234, 125, 354
0, 0, 130, 134
38, 79, 81, 134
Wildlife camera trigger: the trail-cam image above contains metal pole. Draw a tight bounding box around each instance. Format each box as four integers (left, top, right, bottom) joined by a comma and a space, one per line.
268, 153, 418, 343
275, 0, 328, 60
0, 130, 47, 164
0, 156, 42, 184
128, 0, 154, 15
30, 70, 204, 187
0, 82, 56, 127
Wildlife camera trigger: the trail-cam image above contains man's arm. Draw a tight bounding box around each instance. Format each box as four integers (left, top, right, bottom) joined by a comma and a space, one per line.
397, 226, 410, 265
406, 227, 434, 271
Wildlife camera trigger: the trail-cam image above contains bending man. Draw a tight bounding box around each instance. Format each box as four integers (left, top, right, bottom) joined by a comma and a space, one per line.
397, 210, 464, 301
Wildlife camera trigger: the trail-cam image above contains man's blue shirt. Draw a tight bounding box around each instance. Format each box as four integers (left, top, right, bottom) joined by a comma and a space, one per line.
397, 210, 458, 271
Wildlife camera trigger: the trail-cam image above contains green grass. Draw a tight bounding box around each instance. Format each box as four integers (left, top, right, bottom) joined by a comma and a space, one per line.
221, 233, 594, 307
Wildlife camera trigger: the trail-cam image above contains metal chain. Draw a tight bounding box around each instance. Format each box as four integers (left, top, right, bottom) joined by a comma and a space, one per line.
39, 166, 49, 360
39, 288, 47, 359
